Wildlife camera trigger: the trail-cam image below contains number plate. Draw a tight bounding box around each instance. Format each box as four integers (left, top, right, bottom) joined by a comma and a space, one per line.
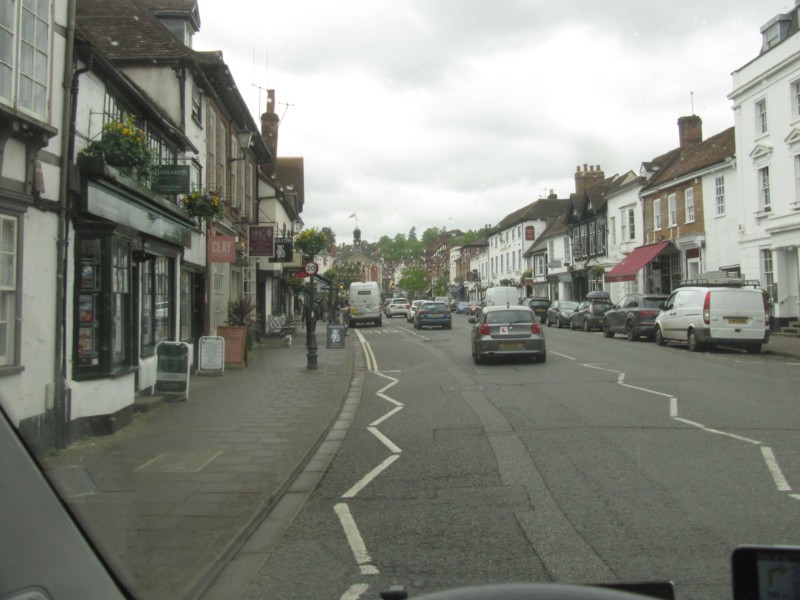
727, 317, 748, 324
498, 342, 524, 350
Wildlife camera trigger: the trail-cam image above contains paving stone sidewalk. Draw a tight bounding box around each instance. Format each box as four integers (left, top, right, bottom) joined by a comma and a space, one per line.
44, 331, 355, 600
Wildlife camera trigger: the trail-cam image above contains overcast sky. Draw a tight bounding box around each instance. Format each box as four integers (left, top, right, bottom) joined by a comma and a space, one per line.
193, 1, 793, 245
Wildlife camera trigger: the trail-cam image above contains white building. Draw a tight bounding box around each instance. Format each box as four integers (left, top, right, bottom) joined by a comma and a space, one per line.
730, 3, 800, 327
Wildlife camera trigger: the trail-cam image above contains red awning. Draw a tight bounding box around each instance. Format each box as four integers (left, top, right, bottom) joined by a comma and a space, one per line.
604, 241, 670, 283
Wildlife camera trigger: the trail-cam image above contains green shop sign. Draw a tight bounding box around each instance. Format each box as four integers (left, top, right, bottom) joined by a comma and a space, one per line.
151, 165, 191, 194
155, 341, 192, 399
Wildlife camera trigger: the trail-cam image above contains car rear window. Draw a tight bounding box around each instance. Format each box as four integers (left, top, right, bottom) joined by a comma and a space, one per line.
529, 300, 550, 308
422, 302, 448, 310
642, 298, 665, 308
486, 310, 533, 324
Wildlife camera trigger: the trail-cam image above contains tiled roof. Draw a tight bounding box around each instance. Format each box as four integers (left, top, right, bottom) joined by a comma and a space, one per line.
492, 198, 570, 233
642, 127, 735, 192
570, 171, 638, 218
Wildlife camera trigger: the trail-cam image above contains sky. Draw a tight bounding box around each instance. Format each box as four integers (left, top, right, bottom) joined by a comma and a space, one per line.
193, 1, 795, 245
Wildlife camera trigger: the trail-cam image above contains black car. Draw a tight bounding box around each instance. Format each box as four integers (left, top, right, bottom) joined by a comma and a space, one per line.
546, 300, 579, 328
603, 293, 668, 341
522, 297, 551, 323
570, 291, 613, 332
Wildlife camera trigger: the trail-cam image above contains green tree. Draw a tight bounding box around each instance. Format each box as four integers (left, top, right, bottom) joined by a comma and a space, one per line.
321, 226, 336, 247
421, 226, 441, 246
398, 263, 429, 297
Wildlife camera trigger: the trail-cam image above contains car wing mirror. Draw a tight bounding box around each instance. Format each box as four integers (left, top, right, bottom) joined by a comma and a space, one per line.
468, 317, 476, 324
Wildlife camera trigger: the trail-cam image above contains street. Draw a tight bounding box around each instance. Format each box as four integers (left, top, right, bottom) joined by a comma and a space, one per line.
244, 313, 800, 600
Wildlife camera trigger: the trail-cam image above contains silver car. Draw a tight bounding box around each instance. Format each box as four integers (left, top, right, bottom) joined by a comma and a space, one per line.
469, 305, 546, 364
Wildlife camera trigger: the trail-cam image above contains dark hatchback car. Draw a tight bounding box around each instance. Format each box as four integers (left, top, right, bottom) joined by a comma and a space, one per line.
603, 293, 668, 341
546, 300, 579, 328
570, 291, 614, 332
469, 305, 546, 364
522, 297, 551, 323
413, 301, 452, 329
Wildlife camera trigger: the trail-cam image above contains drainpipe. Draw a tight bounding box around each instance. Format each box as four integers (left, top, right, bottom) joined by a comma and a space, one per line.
54, 0, 90, 448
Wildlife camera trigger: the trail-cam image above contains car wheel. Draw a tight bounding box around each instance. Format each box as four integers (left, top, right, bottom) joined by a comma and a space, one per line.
376, 318, 382, 327
473, 349, 482, 364
537, 352, 547, 363
655, 327, 666, 346
747, 343, 762, 354
556, 318, 562, 329
583, 319, 590, 332
546, 318, 552, 327
687, 329, 704, 352
603, 323, 614, 338
570, 318, 575, 330
625, 321, 636, 341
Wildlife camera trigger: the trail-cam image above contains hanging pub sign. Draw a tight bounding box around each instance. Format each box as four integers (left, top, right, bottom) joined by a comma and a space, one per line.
525, 225, 536, 241
248, 225, 274, 257
151, 165, 191, 195
270, 237, 294, 262
208, 235, 236, 263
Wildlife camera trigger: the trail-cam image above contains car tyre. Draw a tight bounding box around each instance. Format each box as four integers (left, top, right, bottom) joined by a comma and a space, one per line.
603, 323, 614, 338
655, 327, 666, 346
687, 329, 704, 352
625, 321, 636, 341
537, 352, 547, 363
376, 318, 382, 327
583, 319, 590, 332
473, 350, 482, 365
547, 318, 552, 327
746, 343, 762, 354
570, 318, 575, 330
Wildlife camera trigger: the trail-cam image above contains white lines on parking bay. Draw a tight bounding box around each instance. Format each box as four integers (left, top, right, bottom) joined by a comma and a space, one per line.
551, 351, 577, 360
581, 363, 797, 500
338, 331, 406, 597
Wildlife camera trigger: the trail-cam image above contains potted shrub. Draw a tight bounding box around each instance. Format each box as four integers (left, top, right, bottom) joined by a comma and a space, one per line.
182, 190, 224, 222
293, 227, 330, 258
228, 297, 259, 348
77, 114, 154, 182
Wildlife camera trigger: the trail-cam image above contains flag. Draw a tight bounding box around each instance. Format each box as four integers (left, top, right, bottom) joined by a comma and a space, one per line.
348, 213, 357, 218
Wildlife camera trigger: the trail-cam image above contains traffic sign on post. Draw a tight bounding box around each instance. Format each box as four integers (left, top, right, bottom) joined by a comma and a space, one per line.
304, 261, 319, 275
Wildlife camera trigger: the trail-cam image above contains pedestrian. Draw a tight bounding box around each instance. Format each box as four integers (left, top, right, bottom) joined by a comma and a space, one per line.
341, 302, 350, 336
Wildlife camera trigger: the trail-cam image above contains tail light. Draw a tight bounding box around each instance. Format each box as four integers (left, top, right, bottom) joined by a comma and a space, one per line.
479, 323, 490, 335
531, 322, 541, 334
703, 291, 711, 324
763, 293, 770, 329
640, 310, 656, 318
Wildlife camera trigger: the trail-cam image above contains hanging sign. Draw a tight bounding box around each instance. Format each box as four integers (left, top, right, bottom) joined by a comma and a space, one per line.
248, 225, 274, 257
525, 226, 536, 241
208, 235, 236, 263
270, 237, 294, 262
151, 165, 191, 194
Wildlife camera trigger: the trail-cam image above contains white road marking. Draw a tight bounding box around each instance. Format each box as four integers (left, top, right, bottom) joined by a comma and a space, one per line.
761, 446, 792, 491
334, 503, 380, 574
551, 351, 576, 360
371, 405, 403, 427
340, 583, 369, 600
367, 426, 403, 454
342, 454, 401, 499
672, 417, 762, 445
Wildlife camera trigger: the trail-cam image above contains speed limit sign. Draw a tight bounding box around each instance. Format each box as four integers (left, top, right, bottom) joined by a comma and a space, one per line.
304, 261, 319, 275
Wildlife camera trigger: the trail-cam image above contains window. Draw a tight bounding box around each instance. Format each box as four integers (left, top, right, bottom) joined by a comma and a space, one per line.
762, 249, 776, 302
684, 188, 695, 223
667, 193, 677, 227
533, 254, 545, 277
0, 0, 51, 117
793, 81, 800, 119
758, 166, 771, 212
756, 98, 768, 135
609, 216, 616, 246
179, 270, 195, 342
653, 198, 662, 230
206, 108, 217, 191
140, 256, 173, 356
0, 215, 19, 368
627, 208, 636, 240
191, 82, 203, 125
564, 237, 571, 264
715, 176, 725, 216
75, 232, 133, 376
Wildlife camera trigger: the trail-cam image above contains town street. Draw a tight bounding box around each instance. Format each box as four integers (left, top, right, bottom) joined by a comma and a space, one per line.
244, 314, 800, 600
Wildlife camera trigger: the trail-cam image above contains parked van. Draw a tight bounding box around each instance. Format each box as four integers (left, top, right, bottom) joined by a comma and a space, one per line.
483, 286, 521, 308
654, 280, 769, 353
348, 281, 382, 327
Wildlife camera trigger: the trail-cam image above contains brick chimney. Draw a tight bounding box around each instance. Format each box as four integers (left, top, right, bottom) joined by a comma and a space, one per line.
260, 89, 280, 176
574, 164, 605, 196
678, 115, 702, 148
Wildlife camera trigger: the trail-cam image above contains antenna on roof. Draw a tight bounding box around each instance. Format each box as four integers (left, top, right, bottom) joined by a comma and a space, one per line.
690, 90, 695, 115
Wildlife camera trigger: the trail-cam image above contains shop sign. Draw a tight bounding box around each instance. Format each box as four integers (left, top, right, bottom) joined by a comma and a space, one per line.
270, 237, 294, 262
155, 341, 192, 399
248, 225, 274, 257
198, 336, 225, 376
151, 165, 191, 194
208, 235, 236, 263
525, 226, 536, 241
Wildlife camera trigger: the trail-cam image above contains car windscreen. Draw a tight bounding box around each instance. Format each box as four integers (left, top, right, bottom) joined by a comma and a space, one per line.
528, 300, 550, 308
558, 301, 578, 310
422, 302, 447, 311
591, 301, 613, 315
486, 310, 533, 324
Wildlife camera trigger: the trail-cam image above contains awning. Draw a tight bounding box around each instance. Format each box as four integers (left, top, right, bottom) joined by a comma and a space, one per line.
604, 242, 670, 283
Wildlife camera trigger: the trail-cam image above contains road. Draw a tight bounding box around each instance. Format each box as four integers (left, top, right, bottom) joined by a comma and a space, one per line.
244, 312, 800, 600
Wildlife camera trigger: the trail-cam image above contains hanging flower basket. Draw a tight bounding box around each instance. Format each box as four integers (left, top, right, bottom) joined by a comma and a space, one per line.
77, 114, 154, 182
182, 190, 224, 221
293, 227, 330, 257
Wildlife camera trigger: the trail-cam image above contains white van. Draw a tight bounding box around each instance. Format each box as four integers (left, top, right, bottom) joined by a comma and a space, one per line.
348, 281, 382, 327
654, 281, 769, 353
483, 286, 521, 308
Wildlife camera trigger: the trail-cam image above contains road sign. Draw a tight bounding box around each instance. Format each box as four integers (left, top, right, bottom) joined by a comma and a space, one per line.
304, 261, 319, 275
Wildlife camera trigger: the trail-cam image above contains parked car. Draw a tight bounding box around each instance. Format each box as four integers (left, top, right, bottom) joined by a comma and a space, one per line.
603, 293, 668, 341
413, 301, 452, 329
546, 300, 579, 328
570, 291, 613, 331
654, 280, 769, 353
455, 301, 469, 314
522, 297, 551, 323
406, 299, 425, 322
384, 297, 409, 318
469, 305, 546, 364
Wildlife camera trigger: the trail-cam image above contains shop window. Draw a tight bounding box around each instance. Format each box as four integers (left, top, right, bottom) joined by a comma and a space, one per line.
0, 214, 19, 369
75, 232, 133, 378
140, 256, 173, 356
180, 270, 195, 342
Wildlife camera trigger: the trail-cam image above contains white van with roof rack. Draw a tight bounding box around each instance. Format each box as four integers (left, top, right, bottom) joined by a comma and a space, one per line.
654, 278, 769, 353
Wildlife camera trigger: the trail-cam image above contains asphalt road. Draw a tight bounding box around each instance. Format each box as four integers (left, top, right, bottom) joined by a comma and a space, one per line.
244, 313, 800, 600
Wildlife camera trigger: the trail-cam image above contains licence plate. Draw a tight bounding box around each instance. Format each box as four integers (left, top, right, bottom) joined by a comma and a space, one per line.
727, 317, 748, 324
498, 342, 524, 350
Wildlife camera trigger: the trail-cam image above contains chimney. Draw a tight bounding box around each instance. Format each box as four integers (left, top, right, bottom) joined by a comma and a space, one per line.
261, 89, 280, 175
574, 164, 605, 196
678, 115, 702, 148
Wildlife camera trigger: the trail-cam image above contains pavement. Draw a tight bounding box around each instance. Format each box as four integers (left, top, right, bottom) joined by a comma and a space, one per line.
41, 327, 800, 599
44, 326, 359, 600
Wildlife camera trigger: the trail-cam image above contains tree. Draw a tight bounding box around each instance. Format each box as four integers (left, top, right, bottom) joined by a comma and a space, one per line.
408, 226, 417, 241
421, 227, 441, 246
398, 263, 429, 297
321, 227, 336, 247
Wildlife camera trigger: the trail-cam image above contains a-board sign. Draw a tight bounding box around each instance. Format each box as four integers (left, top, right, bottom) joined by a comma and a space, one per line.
216, 325, 247, 367
198, 336, 225, 375
154, 341, 192, 399
326, 324, 346, 348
